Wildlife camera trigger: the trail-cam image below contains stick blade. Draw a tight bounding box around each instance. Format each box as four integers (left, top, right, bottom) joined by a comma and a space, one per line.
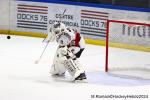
35, 60, 39, 64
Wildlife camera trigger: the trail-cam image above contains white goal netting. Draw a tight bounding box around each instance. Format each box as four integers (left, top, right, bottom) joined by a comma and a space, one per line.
106, 20, 150, 79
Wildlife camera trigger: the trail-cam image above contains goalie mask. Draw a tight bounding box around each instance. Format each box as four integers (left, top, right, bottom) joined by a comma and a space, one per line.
56, 30, 72, 46
52, 22, 66, 37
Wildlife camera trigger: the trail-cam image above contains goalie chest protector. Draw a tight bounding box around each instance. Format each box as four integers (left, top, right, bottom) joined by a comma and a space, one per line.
56, 32, 71, 46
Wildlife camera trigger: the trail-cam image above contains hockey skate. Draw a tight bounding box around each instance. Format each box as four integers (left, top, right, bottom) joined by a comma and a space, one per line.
74, 72, 87, 83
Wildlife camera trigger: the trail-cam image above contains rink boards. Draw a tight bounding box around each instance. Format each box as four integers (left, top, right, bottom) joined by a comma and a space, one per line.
0, 0, 150, 52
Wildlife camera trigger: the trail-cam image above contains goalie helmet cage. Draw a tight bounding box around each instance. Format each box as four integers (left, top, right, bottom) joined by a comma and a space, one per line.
105, 20, 150, 73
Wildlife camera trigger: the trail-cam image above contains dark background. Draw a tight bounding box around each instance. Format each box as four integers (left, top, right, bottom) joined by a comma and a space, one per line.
64, 0, 150, 8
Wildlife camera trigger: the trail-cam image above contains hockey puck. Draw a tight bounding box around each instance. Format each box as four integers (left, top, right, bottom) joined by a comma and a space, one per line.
7, 36, 11, 39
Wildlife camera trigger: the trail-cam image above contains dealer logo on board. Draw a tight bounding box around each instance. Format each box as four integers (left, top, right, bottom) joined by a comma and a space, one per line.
17, 4, 48, 30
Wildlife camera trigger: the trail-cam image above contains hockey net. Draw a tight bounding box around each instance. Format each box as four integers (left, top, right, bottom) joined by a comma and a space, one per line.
105, 20, 150, 79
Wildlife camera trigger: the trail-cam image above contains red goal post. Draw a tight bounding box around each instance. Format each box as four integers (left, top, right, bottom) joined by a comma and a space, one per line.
105, 20, 150, 72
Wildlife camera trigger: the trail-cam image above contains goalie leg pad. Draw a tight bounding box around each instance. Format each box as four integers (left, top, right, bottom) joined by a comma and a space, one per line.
50, 49, 66, 76
50, 64, 66, 76
63, 59, 85, 80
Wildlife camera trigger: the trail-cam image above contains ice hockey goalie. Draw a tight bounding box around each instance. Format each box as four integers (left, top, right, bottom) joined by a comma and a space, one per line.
44, 22, 86, 81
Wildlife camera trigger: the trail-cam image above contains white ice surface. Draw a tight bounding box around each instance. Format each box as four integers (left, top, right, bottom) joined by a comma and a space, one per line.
0, 35, 150, 100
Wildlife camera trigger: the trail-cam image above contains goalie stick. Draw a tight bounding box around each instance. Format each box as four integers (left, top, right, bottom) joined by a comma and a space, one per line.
35, 41, 50, 64
60, 9, 66, 22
